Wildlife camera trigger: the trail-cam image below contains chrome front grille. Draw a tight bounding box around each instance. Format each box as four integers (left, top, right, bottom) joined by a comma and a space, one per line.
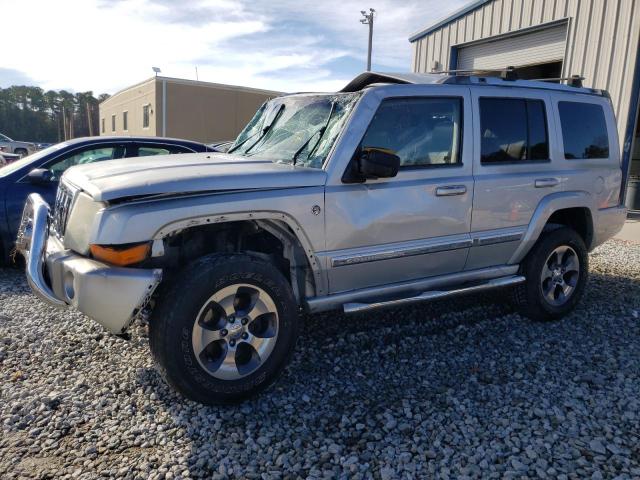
51, 183, 75, 238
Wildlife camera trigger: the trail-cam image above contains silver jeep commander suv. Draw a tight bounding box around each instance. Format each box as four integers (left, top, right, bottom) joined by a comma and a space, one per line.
17, 72, 627, 404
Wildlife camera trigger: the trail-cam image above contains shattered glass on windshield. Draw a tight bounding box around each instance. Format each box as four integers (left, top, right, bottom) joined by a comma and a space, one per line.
229, 92, 361, 168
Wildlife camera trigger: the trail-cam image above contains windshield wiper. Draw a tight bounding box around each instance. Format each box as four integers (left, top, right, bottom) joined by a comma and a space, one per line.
228, 131, 258, 154
292, 101, 336, 166
244, 104, 285, 155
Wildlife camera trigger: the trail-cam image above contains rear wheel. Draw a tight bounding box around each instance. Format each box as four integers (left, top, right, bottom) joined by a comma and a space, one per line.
514, 227, 588, 321
14, 148, 28, 158
149, 253, 299, 404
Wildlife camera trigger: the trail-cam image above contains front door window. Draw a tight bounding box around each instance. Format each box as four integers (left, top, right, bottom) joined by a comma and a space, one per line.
360, 97, 463, 167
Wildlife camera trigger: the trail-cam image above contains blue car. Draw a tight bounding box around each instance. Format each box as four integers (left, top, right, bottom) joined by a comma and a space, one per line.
0, 136, 213, 263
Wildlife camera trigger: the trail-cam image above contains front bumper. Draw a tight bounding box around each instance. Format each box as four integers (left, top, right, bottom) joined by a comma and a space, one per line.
16, 193, 162, 334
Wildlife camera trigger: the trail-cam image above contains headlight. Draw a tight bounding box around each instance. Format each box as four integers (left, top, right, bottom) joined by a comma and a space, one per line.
89, 242, 151, 266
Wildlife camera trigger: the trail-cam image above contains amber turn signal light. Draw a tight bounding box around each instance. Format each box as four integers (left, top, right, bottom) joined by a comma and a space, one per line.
90, 242, 151, 267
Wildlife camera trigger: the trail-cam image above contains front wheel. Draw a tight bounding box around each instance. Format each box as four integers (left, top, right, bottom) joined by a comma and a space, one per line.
514, 227, 588, 321
149, 253, 300, 404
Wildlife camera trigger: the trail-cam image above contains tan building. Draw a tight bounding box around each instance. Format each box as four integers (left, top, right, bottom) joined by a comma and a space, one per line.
409, 0, 640, 210
99, 76, 282, 143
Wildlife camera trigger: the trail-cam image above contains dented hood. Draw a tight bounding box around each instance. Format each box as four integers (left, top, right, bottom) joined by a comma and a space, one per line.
62, 152, 327, 202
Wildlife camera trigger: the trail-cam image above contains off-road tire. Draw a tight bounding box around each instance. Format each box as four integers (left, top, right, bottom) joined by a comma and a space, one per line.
513, 227, 588, 321
149, 253, 300, 404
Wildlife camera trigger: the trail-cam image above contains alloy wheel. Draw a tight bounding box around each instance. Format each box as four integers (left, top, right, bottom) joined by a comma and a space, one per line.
540, 245, 580, 307
192, 283, 279, 380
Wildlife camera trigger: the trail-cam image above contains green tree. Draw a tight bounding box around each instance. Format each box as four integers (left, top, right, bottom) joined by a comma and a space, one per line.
0, 85, 109, 143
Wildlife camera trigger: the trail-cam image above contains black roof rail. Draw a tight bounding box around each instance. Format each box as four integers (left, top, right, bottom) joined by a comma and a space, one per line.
431, 66, 519, 78
531, 75, 585, 88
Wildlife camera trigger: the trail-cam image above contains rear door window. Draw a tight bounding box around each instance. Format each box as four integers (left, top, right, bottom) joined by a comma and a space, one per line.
134, 144, 194, 156
480, 98, 549, 163
558, 102, 609, 159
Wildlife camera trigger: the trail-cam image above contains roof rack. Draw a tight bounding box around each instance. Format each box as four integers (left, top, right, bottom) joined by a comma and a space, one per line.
531, 75, 585, 88
340, 71, 602, 96
432, 66, 586, 87
431, 66, 519, 81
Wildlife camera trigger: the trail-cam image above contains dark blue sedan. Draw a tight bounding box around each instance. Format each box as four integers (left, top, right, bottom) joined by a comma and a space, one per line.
0, 136, 213, 263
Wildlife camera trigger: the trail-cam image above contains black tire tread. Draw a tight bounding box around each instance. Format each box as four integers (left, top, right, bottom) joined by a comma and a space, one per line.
513, 227, 588, 322
149, 252, 299, 404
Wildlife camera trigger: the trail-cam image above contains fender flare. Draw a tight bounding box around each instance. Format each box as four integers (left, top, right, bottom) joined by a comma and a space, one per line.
508, 191, 595, 265
152, 210, 327, 296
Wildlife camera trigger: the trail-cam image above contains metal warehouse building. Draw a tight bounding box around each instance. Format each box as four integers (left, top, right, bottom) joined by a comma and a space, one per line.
99, 77, 281, 144
410, 0, 640, 210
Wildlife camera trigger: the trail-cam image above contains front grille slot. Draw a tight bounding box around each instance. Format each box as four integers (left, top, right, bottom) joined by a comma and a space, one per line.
51, 184, 74, 238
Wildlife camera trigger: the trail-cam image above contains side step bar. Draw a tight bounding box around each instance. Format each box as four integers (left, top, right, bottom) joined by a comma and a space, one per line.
343, 275, 525, 314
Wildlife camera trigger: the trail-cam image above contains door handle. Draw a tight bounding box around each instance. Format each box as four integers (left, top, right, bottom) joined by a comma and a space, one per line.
435, 185, 467, 196
535, 178, 560, 188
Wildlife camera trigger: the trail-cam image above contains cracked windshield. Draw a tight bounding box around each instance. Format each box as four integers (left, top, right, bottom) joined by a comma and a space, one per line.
229, 92, 361, 168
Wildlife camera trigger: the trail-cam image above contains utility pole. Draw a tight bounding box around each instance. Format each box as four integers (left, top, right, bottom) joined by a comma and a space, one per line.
62, 106, 67, 141
86, 102, 93, 137
360, 8, 375, 71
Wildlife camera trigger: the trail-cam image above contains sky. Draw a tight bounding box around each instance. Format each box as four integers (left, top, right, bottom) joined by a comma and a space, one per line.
0, 0, 468, 95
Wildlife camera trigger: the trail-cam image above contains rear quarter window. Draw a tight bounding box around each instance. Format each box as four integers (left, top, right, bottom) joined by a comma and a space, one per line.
558, 101, 609, 159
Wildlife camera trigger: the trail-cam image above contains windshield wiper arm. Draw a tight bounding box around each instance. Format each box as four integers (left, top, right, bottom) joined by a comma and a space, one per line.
244, 104, 285, 155
228, 131, 258, 154
292, 101, 336, 166
291, 128, 324, 165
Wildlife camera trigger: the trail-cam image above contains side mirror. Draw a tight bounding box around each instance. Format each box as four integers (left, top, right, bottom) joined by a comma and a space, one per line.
27, 168, 54, 185
358, 148, 400, 179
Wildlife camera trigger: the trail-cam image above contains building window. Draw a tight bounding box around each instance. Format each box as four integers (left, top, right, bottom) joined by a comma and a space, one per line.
123, 111, 128, 131
111, 114, 116, 132
360, 97, 463, 167
558, 102, 609, 159
480, 98, 549, 163
101, 118, 105, 134
143, 104, 150, 128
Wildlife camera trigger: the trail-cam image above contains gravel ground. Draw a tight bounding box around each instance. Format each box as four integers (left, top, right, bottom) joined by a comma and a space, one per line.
1, 239, 639, 479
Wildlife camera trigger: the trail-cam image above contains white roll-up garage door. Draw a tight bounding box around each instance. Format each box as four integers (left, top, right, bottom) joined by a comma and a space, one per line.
457, 23, 568, 70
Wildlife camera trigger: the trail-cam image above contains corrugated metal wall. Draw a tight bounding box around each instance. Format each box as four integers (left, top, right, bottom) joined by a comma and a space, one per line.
411, 0, 640, 145
457, 22, 567, 69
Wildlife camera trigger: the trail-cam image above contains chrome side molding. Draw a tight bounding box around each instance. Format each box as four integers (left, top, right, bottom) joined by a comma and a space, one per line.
343, 275, 525, 314
328, 229, 525, 268
331, 238, 472, 267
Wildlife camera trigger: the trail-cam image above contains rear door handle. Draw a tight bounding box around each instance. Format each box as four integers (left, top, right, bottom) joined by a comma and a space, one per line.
435, 185, 467, 196
535, 178, 560, 188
